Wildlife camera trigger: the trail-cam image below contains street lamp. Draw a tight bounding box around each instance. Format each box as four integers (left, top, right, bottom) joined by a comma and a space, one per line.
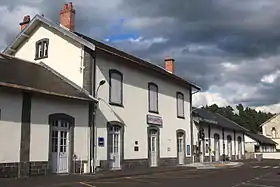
92, 79, 106, 174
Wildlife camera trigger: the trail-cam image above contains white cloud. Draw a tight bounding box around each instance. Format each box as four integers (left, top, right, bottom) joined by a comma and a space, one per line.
193, 91, 230, 107
254, 103, 280, 114
261, 70, 280, 84
112, 36, 169, 51
221, 62, 239, 71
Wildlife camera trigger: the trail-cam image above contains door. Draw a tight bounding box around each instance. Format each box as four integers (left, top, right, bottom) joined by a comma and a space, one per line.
150, 130, 158, 167
177, 133, 184, 165
109, 126, 121, 169
214, 134, 220, 162
51, 120, 70, 173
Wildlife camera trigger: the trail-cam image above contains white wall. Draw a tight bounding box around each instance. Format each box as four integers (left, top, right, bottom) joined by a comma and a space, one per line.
30, 95, 90, 162
0, 88, 22, 163
15, 25, 84, 88
95, 52, 192, 161
262, 152, 280, 159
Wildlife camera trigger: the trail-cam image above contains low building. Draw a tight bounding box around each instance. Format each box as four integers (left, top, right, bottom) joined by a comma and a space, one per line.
192, 108, 246, 162
0, 53, 97, 178
244, 132, 277, 153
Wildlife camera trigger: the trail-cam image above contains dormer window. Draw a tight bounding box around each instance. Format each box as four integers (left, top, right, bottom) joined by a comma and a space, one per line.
35, 38, 49, 60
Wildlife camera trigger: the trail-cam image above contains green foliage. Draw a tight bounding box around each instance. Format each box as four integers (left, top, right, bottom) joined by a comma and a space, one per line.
204, 104, 275, 133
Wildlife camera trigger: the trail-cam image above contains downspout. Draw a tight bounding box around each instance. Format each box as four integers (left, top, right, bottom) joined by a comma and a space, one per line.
190, 89, 200, 163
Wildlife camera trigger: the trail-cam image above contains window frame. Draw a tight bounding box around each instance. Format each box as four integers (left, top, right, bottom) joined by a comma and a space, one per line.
176, 91, 185, 119
148, 82, 159, 114
109, 69, 123, 107
35, 38, 49, 60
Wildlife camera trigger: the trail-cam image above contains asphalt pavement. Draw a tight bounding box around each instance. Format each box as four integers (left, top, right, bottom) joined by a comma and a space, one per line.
1, 160, 280, 187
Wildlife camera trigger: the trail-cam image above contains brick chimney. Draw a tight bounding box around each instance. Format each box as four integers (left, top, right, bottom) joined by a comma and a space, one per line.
60, 2, 75, 31
19, 15, 30, 31
165, 57, 175, 73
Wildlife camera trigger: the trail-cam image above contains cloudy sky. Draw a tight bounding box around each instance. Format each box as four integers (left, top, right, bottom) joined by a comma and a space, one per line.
1, 0, 280, 113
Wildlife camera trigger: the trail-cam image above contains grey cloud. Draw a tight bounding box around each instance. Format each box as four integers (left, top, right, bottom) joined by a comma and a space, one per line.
2, 0, 280, 107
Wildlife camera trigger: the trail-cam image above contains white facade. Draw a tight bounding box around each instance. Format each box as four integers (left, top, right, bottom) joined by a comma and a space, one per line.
0, 88, 22, 163
15, 25, 85, 87
95, 52, 192, 166
30, 95, 90, 162
0, 86, 92, 174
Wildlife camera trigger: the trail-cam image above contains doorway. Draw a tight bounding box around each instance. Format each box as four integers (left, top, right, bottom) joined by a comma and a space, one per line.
227, 135, 232, 160
214, 134, 220, 162
148, 128, 159, 167
177, 130, 185, 165
108, 125, 121, 169
50, 118, 70, 173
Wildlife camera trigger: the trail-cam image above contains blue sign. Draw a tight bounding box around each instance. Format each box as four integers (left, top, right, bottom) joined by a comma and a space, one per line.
98, 137, 104, 147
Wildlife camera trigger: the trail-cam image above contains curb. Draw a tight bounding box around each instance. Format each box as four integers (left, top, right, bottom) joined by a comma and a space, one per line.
83, 167, 191, 182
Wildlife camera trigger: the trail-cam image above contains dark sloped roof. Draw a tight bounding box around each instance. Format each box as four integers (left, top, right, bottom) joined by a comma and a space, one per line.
0, 53, 96, 101
193, 108, 247, 132
75, 32, 201, 90
245, 131, 277, 145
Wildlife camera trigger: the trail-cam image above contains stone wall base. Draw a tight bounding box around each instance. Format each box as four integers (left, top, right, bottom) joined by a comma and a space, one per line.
0, 161, 50, 178
98, 157, 192, 171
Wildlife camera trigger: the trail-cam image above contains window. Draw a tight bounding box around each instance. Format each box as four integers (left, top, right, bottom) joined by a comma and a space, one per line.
35, 38, 49, 60
109, 69, 123, 106
148, 82, 158, 113
176, 92, 184, 118
186, 145, 190, 155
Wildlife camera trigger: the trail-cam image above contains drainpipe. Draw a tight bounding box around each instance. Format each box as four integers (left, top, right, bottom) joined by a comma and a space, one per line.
190, 90, 200, 163
92, 80, 106, 174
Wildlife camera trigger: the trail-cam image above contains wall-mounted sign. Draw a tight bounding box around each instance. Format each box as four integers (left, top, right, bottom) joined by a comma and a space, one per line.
98, 137, 104, 147
146, 114, 163, 126
200, 118, 218, 125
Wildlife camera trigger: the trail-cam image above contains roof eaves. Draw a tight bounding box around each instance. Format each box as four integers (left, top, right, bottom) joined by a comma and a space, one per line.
39, 61, 98, 102
3, 14, 96, 54
76, 32, 201, 90
0, 82, 93, 102
260, 113, 279, 127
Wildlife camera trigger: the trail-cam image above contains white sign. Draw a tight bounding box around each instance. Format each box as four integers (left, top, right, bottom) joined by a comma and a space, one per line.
147, 114, 163, 126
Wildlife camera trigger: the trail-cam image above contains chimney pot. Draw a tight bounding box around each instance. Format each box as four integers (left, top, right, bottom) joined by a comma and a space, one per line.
60, 2, 75, 31
19, 15, 31, 31
165, 56, 175, 74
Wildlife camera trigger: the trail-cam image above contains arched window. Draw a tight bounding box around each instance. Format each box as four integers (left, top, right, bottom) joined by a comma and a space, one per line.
176, 92, 184, 118
109, 69, 123, 106
148, 82, 158, 113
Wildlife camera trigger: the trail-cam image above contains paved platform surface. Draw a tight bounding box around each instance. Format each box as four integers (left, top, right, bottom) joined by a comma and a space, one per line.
1, 160, 280, 187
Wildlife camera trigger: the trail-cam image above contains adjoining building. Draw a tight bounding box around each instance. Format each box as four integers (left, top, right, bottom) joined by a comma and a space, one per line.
244, 132, 277, 153
0, 53, 97, 178
192, 108, 246, 163
260, 114, 280, 150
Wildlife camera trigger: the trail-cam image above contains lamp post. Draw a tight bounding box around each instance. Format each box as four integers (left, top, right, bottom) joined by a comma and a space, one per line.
92, 80, 106, 174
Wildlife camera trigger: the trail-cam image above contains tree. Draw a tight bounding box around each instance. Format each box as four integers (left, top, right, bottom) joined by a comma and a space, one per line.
205, 104, 275, 133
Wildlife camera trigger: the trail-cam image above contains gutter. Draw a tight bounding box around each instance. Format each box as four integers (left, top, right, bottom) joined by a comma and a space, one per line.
190, 89, 200, 163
